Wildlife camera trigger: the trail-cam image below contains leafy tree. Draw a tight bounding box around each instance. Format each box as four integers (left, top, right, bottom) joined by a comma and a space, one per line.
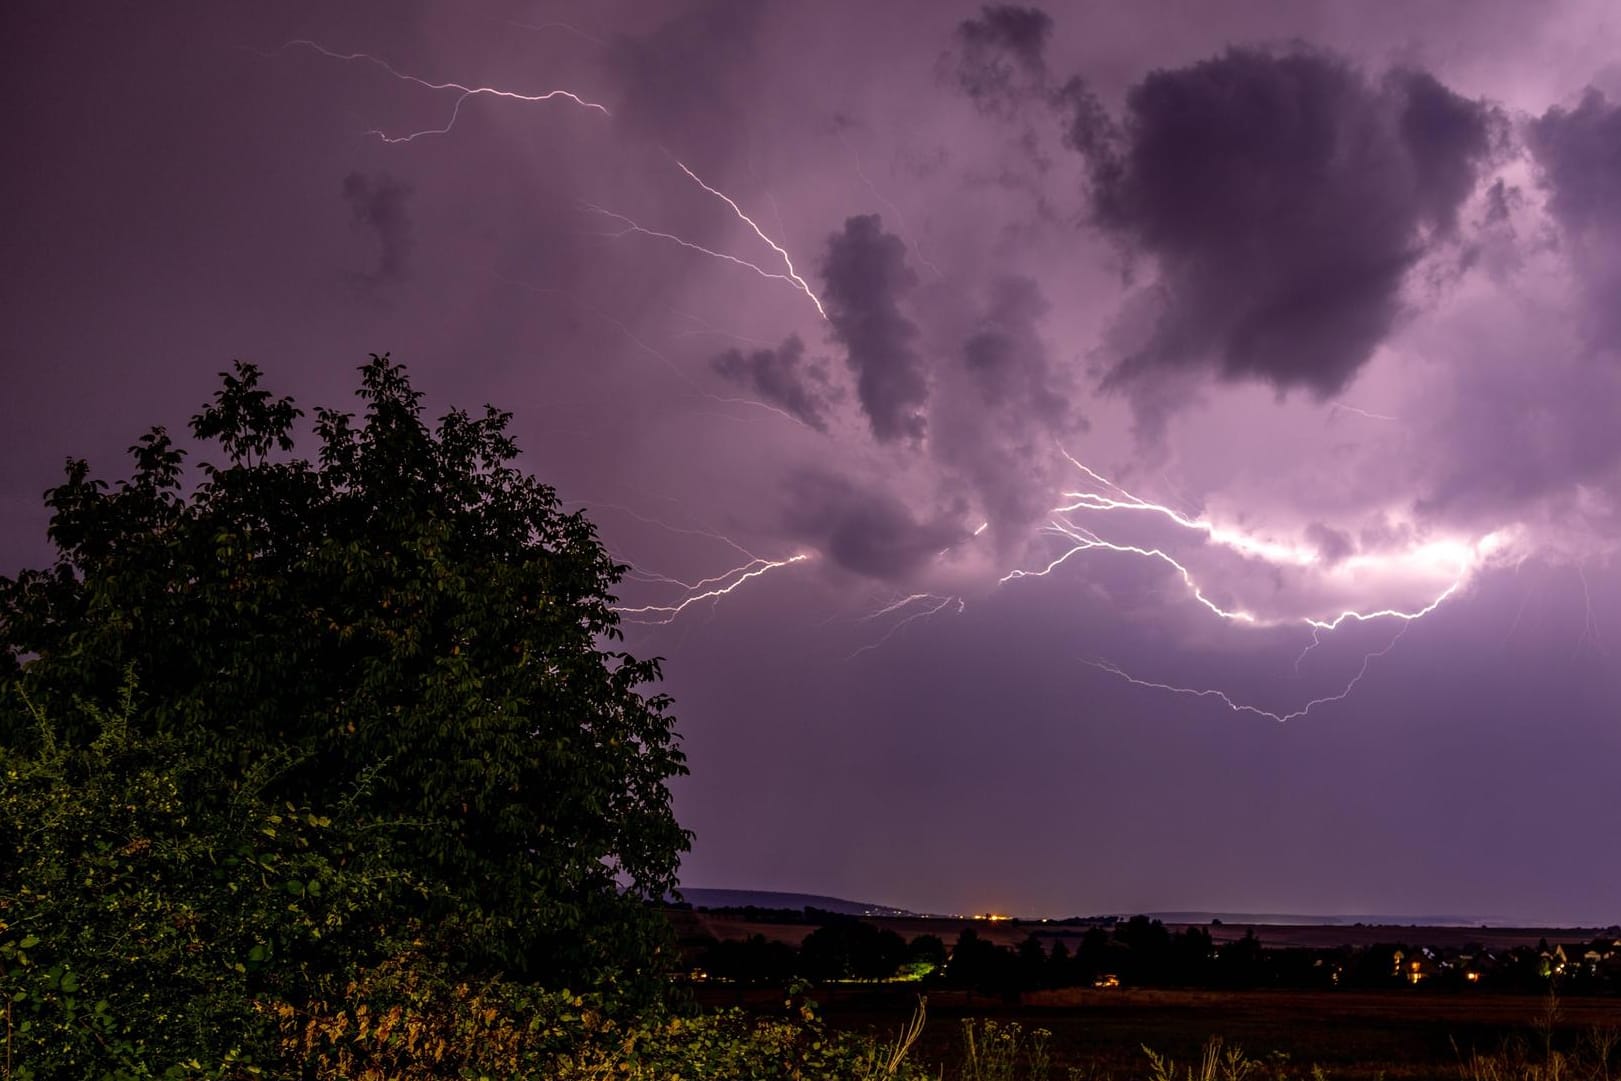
797, 920, 908, 982
907, 934, 948, 970
1, 680, 425, 1076
0, 356, 691, 996
1016, 935, 1049, 989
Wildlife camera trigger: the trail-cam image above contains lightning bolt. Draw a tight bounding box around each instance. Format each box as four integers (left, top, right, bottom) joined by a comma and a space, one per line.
847, 593, 965, 659
1011, 449, 1486, 631
1329, 401, 1400, 423
585, 161, 827, 319
1001, 518, 1260, 624
583, 203, 821, 313
282, 40, 608, 143
670, 160, 827, 319
1001, 449, 1509, 721
1087, 623, 1412, 724
617, 554, 810, 625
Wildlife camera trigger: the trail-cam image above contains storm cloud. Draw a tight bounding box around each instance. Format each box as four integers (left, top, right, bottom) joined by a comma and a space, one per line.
950, 5, 1054, 113
1528, 90, 1621, 349
711, 336, 838, 431
783, 470, 965, 581
1077, 48, 1498, 404
822, 215, 928, 445
342, 171, 414, 283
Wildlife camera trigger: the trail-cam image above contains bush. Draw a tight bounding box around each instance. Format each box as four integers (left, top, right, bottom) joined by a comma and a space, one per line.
0, 679, 430, 1078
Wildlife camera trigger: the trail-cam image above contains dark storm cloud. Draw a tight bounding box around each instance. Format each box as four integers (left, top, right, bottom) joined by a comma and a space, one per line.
710, 335, 838, 431
1074, 47, 1498, 401
1528, 90, 1621, 349
783, 471, 965, 581
822, 215, 928, 445
1528, 90, 1621, 232
341, 171, 413, 283
950, 5, 1053, 112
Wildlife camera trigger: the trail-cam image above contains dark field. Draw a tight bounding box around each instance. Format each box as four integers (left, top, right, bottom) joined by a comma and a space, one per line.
673, 909, 1616, 953
692, 985, 1621, 1079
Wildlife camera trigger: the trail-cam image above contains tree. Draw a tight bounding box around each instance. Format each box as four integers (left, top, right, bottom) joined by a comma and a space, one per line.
797, 920, 908, 982
1, 356, 691, 995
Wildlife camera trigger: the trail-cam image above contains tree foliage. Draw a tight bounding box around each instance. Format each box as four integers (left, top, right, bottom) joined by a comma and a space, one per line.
0, 356, 691, 997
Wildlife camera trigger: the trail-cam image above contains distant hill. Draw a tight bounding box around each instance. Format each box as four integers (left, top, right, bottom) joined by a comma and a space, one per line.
1145, 911, 1509, 928
675, 891, 1525, 928
677, 888, 924, 917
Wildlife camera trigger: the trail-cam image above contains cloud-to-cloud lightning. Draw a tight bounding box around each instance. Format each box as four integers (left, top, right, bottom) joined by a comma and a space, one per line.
1087, 624, 1413, 725
283, 39, 608, 141
616, 553, 810, 625
998, 449, 1517, 720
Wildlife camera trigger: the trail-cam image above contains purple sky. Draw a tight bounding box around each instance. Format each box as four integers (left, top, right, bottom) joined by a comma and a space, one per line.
6, 1, 1621, 924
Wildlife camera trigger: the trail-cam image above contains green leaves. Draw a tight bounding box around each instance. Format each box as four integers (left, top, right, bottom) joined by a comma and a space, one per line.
3, 355, 691, 1031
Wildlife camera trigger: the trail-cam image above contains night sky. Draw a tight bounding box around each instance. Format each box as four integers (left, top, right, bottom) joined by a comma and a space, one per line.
6, 1, 1621, 925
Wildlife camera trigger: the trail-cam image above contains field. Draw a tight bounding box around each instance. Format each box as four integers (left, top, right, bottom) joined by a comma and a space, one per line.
807, 987, 1621, 1079
677, 913, 1621, 1076
678, 985, 1616, 1079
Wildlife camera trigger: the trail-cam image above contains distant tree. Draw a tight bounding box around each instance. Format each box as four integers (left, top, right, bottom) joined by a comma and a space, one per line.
0, 357, 691, 996
908, 934, 948, 970
1115, 915, 1173, 984
1016, 935, 1049, 989
1170, 925, 1215, 985
1217, 929, 1267, 988
1075, 926, 1113, 983
702, 935, 798, 985
797, 920, 908, 982
1047, 939, 1074, 987
945, 927, 1018, 998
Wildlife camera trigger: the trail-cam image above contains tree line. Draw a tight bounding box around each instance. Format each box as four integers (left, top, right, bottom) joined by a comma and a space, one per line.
685, 912, 1621, 997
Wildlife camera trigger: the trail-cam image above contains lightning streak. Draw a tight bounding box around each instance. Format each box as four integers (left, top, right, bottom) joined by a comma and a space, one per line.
283, 40, 608, 143
1004, 449, 1507, 721
848, 593, 965, 659
1002, 518, 1259, 623
671, 160, 827, 319
1021, 449, 1486, 631
1088, 623, 1411, 724
617, 554, 810, 625
584, 204, 817, 304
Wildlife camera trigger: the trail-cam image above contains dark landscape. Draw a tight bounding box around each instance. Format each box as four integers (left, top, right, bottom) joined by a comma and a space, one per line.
675, 897, 1621, 1078
6, 1, 1621, 1078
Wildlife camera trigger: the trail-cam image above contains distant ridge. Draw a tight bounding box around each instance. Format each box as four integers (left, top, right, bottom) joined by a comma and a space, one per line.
677, 888, 923, 917
675, 890, 1566, 929
1146, 912, 1520, 928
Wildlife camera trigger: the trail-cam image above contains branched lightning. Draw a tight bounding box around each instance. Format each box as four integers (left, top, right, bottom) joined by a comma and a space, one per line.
1011, 449, 1485, 631
1003, 449, 1507, 720
617, 554, 810, 624
847, 593, 965, 659
584, 161, 827, 319
670, 160, 827, 319
283, 39, 608, 143
583, 204, 818, 306
1088, 623, 1412, 724
1001, 519, 1259, 624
